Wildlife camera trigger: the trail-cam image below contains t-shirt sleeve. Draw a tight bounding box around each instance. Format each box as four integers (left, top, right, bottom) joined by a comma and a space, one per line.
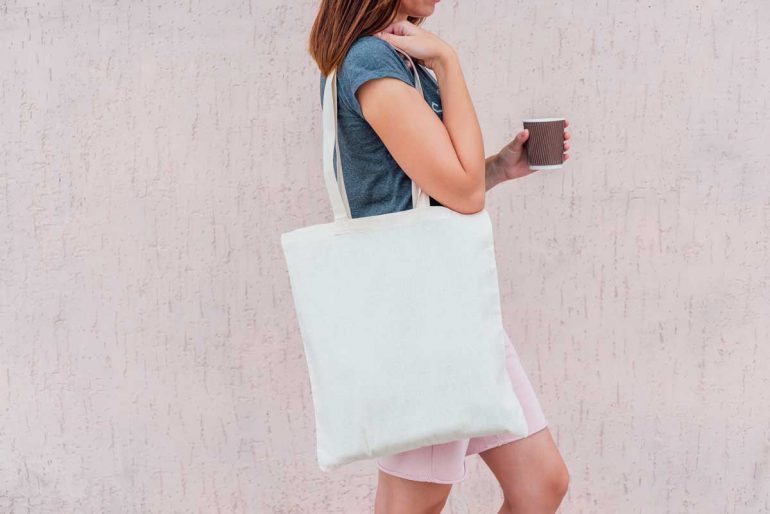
336, 36, 415, 118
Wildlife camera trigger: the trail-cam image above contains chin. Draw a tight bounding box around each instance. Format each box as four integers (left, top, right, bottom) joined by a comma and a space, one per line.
405, 0, 438, 17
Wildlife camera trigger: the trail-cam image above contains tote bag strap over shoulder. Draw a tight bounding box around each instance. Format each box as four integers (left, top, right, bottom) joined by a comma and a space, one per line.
322, 45, 431, 221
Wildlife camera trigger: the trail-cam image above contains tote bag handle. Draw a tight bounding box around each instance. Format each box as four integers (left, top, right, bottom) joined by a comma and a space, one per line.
322, 46, 431, 221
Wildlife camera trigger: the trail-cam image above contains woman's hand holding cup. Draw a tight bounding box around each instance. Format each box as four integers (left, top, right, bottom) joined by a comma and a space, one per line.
495, 119, 571, 181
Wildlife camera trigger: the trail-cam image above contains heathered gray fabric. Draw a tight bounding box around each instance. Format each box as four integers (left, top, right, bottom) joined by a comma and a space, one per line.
319, 35, 445, 219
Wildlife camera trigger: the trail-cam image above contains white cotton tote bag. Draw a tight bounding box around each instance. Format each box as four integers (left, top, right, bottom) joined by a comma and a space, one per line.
280, 47, 528, 471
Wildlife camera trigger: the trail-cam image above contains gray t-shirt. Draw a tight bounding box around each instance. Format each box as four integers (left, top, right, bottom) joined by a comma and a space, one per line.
319, 35, 445, 219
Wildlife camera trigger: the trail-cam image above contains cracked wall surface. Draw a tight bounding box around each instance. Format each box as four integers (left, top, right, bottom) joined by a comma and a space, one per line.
1, 1, 769, 512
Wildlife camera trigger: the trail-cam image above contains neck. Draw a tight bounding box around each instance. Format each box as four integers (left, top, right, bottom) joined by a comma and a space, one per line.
394, 11, 408, 23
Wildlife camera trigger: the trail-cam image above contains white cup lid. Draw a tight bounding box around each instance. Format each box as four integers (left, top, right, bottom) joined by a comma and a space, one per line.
522, 117, 565, 122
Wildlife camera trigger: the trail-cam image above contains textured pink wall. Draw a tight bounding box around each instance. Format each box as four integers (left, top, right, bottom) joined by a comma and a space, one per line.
1, 1, 769, 512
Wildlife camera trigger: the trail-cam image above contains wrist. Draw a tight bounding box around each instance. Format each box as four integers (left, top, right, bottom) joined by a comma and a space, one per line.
433, 47, 458, 74
485, 153, 508, 190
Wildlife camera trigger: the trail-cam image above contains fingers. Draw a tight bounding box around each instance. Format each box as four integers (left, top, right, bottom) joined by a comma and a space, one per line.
503, 129, 527, 158
563, 120, 570, 159
375, 31, 406, 47
563, 121, 571, 160
511, 129, 528, 150
380, 19, 417, 36
390, 19, 417, 36
563, 120, 570, 161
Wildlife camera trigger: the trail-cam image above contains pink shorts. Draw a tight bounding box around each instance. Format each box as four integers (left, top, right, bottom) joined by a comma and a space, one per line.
376, 329, 548, 484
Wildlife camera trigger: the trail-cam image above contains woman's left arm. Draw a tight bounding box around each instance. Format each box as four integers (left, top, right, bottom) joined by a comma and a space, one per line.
484, 120, 571, 191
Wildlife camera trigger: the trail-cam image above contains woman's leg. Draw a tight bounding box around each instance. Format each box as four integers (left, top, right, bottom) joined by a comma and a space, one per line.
374, 468, 453, 514
478, 426, 569, 514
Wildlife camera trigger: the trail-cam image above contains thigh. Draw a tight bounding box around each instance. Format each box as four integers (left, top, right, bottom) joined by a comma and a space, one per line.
375, 438, 468, 513
466, 329, 549, 456
377, 439, 470, 484
478, 426, 568, 499
375, 468, 453, 514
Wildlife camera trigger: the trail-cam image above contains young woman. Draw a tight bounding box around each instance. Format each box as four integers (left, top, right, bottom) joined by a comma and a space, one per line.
309, 1, 572, 512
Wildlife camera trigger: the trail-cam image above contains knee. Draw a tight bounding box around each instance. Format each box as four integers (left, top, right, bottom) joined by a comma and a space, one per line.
539, 460, 570, 506
551, 461, 570, 500
500, 463, 570, 513
374, 471, 451, 514
408, 495, 448, 514
423, 494, 450, 514
376, 493, 448, 514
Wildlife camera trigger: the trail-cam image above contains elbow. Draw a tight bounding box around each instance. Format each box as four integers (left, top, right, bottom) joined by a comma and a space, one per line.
456, 185, 486, 214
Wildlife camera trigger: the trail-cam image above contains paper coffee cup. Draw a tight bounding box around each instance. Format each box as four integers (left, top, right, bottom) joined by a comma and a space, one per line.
522, 118, 565, 170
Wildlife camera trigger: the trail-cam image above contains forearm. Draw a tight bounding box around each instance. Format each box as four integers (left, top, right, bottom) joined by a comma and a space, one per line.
432, 50, 486, 197
484, 154, 506, 191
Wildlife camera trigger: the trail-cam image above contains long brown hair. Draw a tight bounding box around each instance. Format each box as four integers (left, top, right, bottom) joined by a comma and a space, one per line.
309, 0, 425, 76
